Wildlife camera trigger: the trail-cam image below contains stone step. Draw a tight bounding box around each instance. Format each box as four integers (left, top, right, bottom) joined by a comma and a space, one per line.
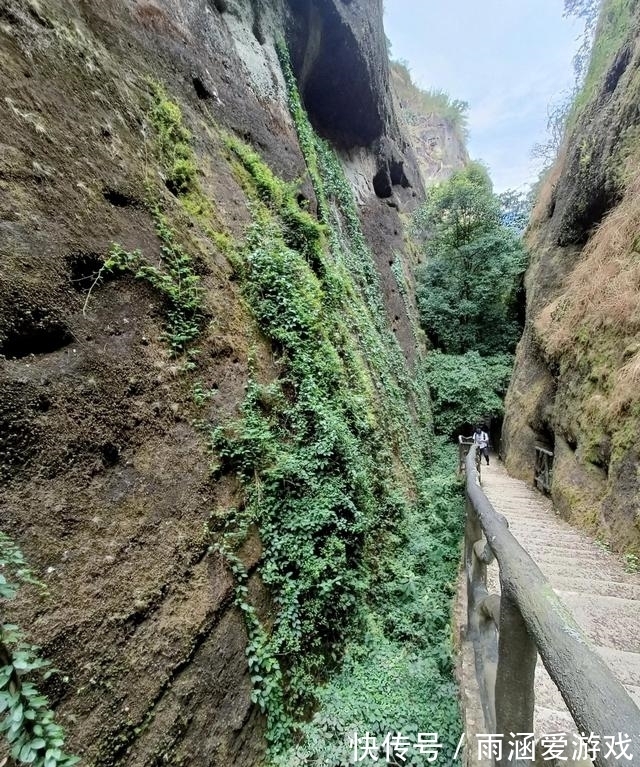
593, 646, 640, 687
534, 706, 576, 737
550, 578, 640, 600
554, 591, 640, 652
471, 460, 640, 748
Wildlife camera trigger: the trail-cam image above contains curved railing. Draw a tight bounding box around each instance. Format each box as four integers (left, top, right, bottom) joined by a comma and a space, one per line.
463, 445, 640, 767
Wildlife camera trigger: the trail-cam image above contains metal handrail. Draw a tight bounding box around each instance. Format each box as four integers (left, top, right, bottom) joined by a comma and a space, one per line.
464, 445, 640, 767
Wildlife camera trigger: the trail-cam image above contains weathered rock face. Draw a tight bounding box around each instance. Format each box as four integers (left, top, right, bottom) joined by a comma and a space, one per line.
0, 0, 424, 763
389, 63, 469, 187
502, 5, 640, 555
402, 114, 469, 185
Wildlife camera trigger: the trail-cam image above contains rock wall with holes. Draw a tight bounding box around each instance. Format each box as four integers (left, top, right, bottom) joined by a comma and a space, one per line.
502, 5, 640, 555
0, 0, 426, 763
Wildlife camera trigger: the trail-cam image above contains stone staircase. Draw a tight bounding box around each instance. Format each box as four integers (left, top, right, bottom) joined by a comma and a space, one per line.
479, 459, 640, 737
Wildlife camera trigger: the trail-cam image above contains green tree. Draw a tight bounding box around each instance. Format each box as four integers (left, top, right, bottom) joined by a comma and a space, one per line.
498, 187, 533, 235
423, 351, 513, 437
414, 164, 526, 356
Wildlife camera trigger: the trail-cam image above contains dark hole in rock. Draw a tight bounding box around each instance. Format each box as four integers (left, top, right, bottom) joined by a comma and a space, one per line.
296, 193, 308, 208
67, 251, 105, 292
252, 18, 265, 45
212, 0, 228, 12
165, 178, 180, 197
101, 442, 120, 467
604, 46, 631, 94
560, 183, 617, 246
373, 167, 392, 198
536, 424, 555, 453
192, 76, 211, 100
35, 393, 51, 412
103, 188, 139, 208
1, 310, 73, 359
389, 159, 410, 188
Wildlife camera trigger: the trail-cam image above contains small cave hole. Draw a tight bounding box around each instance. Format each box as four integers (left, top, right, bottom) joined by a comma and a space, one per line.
252, 18, 265, 45
373, 168, 392, 199
67, 251, 106, 292
604, 46, 631, 94
1, 311, 73, 360
101, 442, 120, 467
165, 178, 180, 197
212, 0, 228, 12
535, 425, 555, 453
103, 188, 139, 208
389, 159, 410, 189
35, 393, 51, 412
192, 76, 211, 100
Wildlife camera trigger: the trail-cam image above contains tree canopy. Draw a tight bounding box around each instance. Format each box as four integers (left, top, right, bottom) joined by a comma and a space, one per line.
414, 164, 527, 358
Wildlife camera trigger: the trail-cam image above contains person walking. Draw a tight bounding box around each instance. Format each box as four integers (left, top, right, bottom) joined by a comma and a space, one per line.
473, 425, 490, 465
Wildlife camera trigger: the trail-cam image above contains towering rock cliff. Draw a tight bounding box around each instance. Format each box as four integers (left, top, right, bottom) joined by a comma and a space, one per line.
390, 62, 469, 187
502, 0, 640, 555
0, 0, 431, 764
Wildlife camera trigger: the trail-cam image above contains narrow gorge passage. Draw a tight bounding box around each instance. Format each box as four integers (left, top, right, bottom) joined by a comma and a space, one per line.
2, 0, 640, 765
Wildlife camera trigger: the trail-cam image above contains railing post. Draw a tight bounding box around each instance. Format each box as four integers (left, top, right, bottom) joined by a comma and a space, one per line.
495, 592, 537, 765
465, 447, 499, 734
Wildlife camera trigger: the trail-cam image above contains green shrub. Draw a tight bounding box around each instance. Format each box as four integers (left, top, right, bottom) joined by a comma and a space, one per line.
106, 206, 202, 355
148, 82, 198, 196
423, 351, 514, 437
209, 45, 465, 764
414, 164, 526, 356
0, 532, 79, 767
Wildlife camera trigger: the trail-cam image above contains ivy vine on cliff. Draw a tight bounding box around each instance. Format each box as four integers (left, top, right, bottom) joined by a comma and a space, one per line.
206, 43, 464, 765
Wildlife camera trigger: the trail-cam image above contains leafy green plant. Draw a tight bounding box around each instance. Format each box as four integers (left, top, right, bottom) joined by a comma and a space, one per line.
148, 81, 198, 197
205, 44, 465, 765
0, 532, 79, 767
105, 206, 202, 355
214, 540, 292, 748
423, 351, 513, 437
278, 442, 464, 767
192, 381, 214, 406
